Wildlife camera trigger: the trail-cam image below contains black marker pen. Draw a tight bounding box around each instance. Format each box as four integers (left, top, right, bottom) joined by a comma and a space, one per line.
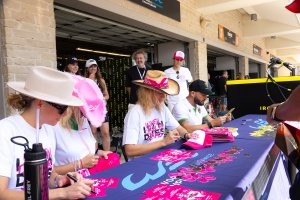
67, 174, 96, 194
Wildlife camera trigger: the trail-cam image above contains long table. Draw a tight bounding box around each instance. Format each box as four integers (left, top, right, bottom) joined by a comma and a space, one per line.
88, 114, 291, 199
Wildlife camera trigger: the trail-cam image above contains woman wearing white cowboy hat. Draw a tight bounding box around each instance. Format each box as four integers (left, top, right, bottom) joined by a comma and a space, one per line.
0, 66, 94, 199
122, 70, 190, 160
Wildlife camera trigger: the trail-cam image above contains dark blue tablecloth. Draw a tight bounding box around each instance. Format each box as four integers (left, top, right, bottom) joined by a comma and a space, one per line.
88, 114, 289, 199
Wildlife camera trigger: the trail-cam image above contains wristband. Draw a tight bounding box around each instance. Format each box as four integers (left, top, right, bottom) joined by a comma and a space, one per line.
54, 174, 61, 188
271, 103, 283, 122
183, 133, 189, 140
207, 121, 213, 128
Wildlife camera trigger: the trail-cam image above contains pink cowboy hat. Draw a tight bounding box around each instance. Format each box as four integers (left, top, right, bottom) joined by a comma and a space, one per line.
133, 70, 179, 95
71, 75, 107, 127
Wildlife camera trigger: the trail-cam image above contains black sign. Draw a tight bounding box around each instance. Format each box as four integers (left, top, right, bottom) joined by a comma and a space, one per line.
129, 0, 181, 21
218, 25, 239, 46
227, 78, 300, 118
253, 44, 262, 56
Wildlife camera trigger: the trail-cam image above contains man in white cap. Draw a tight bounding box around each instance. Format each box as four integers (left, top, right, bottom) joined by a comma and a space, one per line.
164, 50, 193, 112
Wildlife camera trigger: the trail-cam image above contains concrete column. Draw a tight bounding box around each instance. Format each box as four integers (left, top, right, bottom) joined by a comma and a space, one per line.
0, 1, 7, 119
190, 40, 208, 81
238, 56, 249, 77
1, 0, 56, 116
260, 63, 268, 78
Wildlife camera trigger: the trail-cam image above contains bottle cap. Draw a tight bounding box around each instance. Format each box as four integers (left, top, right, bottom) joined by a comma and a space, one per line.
24, 143, 46, 161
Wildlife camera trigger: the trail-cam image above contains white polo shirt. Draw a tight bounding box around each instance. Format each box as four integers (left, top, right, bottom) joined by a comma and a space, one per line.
172, 98, 208, 125
164, 67, 193, 111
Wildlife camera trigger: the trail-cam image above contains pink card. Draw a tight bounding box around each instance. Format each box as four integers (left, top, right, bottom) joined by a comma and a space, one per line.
141, 184, 221, 200
87, 178, 119, 199
88, 186, 106, 198
91, 178, 119, 188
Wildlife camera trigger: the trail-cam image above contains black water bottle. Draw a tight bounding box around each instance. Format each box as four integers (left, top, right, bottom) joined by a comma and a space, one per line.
24, 143, 49, 200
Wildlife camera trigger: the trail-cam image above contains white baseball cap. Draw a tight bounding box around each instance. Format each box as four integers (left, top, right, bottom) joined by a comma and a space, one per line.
85, 59, 98, 68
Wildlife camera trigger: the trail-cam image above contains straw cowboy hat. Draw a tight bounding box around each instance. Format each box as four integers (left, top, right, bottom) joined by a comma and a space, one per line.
7, 66, 83, 106
71, 75, 107, 127
133, 70, 179, 95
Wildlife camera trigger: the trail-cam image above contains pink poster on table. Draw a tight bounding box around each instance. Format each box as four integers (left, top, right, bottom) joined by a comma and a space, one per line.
87, 178, 119, 198
151, 149, 195, 163
141, 184, 221, 200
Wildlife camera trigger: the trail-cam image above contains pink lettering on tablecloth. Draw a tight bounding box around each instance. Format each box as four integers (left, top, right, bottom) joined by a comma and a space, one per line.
168, 146, 243, 183
151, 149, 195, 163
141, 184, 221, 200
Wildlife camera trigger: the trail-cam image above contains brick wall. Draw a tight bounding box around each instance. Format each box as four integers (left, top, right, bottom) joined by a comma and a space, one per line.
1, 0, 56, 116
3, 0, 56, 81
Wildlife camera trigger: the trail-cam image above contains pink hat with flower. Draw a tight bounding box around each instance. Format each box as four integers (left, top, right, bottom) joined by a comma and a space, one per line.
71, 75, 107, 127
133, 70, 179, 95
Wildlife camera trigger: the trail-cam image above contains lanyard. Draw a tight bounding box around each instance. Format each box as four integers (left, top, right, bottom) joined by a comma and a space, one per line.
136, 66, 146, 80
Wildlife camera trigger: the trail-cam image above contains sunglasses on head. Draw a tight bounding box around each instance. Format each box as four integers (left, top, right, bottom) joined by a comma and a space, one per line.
176, 71, 180, 79
46, 101, 68, 115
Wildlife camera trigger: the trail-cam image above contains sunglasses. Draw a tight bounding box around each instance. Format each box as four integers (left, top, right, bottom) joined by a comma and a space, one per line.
175, 59, 183, 61
46, 101, 68, 115
176, 71, 180, 79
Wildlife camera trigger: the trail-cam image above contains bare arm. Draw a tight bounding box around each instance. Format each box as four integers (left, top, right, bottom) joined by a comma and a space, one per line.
101, 79, 109, 101
53, 162, 76, 175
125, 130, 180, 157
0, 172, 94, 200
0, 176, 23, 199
180, 120, 208, 133
267, 85, 300, 123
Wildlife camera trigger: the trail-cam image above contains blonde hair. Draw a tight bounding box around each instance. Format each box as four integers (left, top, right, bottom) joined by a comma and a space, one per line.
8, 94, 34, 111
137, 87, 164, 116
60, 107, 84, 131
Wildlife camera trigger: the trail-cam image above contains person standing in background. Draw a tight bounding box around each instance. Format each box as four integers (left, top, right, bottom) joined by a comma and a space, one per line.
125, 49, 150, 110
216, 70, 228, 114
164, 51, 193, 112
64, 56, 80, 75
85, 59, 110, 151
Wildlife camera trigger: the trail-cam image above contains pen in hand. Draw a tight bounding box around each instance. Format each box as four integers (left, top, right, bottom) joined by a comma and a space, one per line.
67, 173, 96, 194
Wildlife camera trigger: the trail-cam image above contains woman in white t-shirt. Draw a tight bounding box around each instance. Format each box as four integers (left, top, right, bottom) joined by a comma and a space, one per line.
122, 70, 190, 160
53, 107, 111, 175
164, 51, 193, 112
0, 66, 94, 199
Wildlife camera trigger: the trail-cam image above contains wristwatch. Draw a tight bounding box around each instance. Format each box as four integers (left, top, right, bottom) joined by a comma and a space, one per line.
207, 121, 213, 128
271, 103, 283, 122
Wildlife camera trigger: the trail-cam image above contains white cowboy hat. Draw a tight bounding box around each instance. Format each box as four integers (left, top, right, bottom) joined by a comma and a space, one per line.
7, 66, 83, 106
133, 70, 179, 95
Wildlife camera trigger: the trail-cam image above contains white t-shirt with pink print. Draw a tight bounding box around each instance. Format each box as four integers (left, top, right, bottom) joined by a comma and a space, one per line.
0, 115, 55, 190
122, 104, 179, 160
